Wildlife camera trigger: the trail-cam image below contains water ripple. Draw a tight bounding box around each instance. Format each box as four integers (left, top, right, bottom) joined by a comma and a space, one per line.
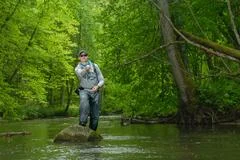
103, 135, 150, 141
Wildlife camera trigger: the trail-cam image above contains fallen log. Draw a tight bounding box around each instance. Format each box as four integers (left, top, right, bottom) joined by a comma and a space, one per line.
181, 31, 240, 61
0, 131, 31, 137
121, 115, 176, 125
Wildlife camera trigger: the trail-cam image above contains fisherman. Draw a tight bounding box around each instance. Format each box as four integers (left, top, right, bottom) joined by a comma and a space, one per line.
75, 50, 104, 131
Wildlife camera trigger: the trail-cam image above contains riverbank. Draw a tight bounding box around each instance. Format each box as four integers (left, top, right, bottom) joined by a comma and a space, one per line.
120, 109, 240, 126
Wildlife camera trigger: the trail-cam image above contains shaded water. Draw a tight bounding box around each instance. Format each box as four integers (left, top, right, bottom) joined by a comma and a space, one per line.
0, 117, 240, 160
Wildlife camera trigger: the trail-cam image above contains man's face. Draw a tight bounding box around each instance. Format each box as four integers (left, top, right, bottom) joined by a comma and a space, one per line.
79, 53, 88, 62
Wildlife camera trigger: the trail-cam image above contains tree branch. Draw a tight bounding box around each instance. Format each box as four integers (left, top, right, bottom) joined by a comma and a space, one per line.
185, 0, 206, 38
0, 131, 31, 137
181, 30, 240, 61
150, 0, 240, 62
163, 15, 240, 62
118, 41, 184, 66
227, 0, 240, 47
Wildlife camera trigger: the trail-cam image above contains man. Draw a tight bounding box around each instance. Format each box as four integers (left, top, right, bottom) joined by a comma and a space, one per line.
75, 50, 104, 131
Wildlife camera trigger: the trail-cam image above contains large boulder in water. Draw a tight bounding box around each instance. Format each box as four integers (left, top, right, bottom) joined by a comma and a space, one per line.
53, 124, 102, 143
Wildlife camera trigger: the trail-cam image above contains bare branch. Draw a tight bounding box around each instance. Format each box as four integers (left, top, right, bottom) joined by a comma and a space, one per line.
0, 131, 31, 137
118, 41, 184, 66
184, 0, 207, 38
227, 0, 240, 47
220, 58, 232, 73
163, 15, 240, 62
150, 0, 240, 62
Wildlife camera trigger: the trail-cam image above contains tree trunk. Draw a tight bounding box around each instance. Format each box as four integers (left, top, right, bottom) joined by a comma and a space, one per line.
159, 0, 197, 124
64, 79, 74, 113
60, 86, 65, 106
8, 25, 38, 83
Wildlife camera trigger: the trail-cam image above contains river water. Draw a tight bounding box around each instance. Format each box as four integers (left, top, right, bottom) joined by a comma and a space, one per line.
0, 116, 240, 160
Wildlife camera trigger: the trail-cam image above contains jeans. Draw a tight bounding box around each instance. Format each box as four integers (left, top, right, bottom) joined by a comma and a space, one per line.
79, 90, 100, 131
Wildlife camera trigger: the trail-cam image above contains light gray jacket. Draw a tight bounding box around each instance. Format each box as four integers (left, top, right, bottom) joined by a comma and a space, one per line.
75, 61, 104, 89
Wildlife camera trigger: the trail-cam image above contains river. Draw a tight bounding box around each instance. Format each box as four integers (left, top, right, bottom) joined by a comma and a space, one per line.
0, 116, 240, 160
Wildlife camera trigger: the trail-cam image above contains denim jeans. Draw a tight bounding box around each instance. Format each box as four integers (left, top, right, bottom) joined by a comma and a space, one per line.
79, 90, 100, 131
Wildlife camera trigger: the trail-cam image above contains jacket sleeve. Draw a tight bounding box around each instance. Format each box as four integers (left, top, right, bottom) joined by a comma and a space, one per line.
94, 64, 104, 87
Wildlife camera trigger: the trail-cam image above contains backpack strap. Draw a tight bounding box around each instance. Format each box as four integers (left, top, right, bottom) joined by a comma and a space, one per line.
89, 60, 99, 83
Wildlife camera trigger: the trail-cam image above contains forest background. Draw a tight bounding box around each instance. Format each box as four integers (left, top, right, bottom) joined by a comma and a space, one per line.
0, 0, 239, 123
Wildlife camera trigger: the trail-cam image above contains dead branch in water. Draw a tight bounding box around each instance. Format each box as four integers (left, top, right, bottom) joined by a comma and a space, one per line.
0, 131, 31, 137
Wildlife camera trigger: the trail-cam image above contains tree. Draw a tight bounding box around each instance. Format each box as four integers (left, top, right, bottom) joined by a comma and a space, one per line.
92, 0, 240, 123
0, 0, 79, 119
158, 0, 197, 124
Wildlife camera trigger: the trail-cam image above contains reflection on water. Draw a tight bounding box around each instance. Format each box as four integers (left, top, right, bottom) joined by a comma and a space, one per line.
0, 117, 240, 160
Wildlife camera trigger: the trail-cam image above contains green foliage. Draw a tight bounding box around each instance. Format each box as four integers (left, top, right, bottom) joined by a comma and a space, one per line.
101, 80, 133, 115
0, 81, 18, 120
14, 104, 79, 120
93, 0, 178, 117
93, 0, 240, 118
0, 0, 79, 120
1, 0, 240, 121
198, 78, 240, 111
171, 0, 240, 113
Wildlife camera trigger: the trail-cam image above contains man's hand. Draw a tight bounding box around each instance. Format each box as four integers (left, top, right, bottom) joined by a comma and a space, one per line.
85, 65, 91, 72
91, 85, 99, 92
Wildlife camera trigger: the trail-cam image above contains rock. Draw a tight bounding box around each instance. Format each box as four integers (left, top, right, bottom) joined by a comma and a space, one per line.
53, 124, 102, 143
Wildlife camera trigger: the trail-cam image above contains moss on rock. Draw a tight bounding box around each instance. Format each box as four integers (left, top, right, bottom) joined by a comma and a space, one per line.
53, 124, 102, 143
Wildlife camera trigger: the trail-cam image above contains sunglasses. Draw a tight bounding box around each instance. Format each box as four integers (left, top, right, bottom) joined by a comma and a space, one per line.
80, 54, 88, 57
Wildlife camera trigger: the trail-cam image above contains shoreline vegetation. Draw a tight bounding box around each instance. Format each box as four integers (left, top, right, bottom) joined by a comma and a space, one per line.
121, 112, 240, 126
1, 107, 240, 127
1, 114, 240, 129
